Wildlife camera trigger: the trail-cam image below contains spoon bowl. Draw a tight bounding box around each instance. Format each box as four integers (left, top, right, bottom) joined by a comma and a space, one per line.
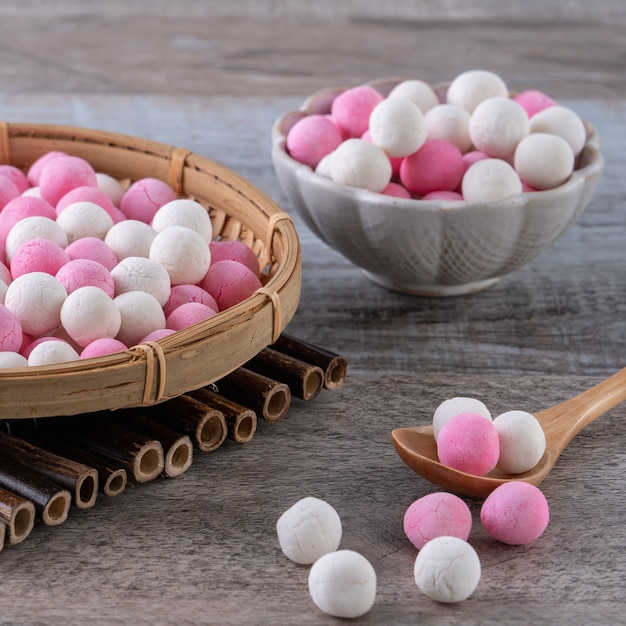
391, 367, 626, 498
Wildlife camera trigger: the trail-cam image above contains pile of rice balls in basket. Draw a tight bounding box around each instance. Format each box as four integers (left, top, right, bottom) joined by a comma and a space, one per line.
0, 151, 264, 367
285, 68, 588, 202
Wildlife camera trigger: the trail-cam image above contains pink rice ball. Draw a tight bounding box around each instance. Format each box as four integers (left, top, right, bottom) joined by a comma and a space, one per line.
38, 155, 98, 207
330, 85, 385, 138
421, 190, 464, 201
56, 185, 121, 223
513, 90, 557, 118
480, 482, 549, 545
400, 139, 464, 197
200, 259, 262, 311
55, 258, 115, 297
209, 240, 260, 277
65, 236, 119, 271
10, 238, 70, 278
0, 165, 29, 194
286, 114, 344, 169
437, 412, 500, 476
120, 178, 177, 223
80, 337, 128, 359
381, 182, 412, 199
162, 284, 218, 318
0, 175, 21, 211
26, 151, 67, 186
166, 302, 218, 331
0, 304, 23, 352
140, 328, 176, 343
404, 492, 472, 550
0, 196, 57, 243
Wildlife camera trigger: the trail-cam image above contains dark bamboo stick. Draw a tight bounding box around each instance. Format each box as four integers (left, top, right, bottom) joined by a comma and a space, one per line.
215, 367, 291, 423
245, 346, 325, 400
0, 487, 35, 545
105, 411, 193, 478
22, 432, 127, 498
272, 333, 348, 390
140, 394, 228, 452
189, 388, 257, 443
60, 417, 165, 484
0, 431, 98, 509
0, 456, 71, 525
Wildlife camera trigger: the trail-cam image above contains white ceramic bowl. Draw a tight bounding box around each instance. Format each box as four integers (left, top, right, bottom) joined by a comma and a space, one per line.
271, 79, 604, 296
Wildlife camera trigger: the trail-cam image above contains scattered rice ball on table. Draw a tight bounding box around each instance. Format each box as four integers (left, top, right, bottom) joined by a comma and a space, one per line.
414, 536, 481, 603
480, 481, 549, 545
308, 550, 377, 619
276, 496, 342, 565
404, 492, 473, 550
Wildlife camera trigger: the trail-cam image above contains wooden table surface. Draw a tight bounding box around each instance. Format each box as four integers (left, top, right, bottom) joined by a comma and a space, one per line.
0, 2, 625, 624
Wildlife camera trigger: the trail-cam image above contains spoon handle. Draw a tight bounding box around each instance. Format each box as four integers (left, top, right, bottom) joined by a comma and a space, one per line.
538, 367, 626, 453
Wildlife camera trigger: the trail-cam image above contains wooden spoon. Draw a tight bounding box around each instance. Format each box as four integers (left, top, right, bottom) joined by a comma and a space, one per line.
391, 367, 626, 498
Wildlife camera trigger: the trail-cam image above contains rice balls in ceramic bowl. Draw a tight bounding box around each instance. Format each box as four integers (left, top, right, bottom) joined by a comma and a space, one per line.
271, 70, 604, 296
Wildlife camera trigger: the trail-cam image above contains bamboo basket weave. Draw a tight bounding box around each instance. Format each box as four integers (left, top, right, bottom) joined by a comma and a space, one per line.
0, 123, 302, 419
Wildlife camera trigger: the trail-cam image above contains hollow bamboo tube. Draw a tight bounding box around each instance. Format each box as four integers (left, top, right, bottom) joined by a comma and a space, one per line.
105, 411, 193, 478
245, 347, 325, 400
140, 394, 228, 452
0, 487, 35, 545
0, 456, 71, 526
272, 333, 348, 390
215, 367, 291, 423
189, 388, 257, 443
0, 431, 98, 509
63, 418, 164, 484
24, 433, 127, 498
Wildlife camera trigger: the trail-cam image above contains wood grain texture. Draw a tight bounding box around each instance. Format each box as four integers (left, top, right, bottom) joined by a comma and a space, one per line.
0, 2, 624, 624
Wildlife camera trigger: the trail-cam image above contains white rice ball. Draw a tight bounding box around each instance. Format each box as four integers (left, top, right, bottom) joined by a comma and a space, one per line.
5, 216, 68, 262
114, 290, 166, 347
433, 396, 492, 440
56, 201, 114, 242
425, 103, 473, 153
368, 97, 428, 158
469, 97, 529, 159
529, 105, 587, 156
330, 139, 392, 192
0, 351, 28, 368
514, 133, 575, 190
387, 79, 439, 113
308, 550, 376, 618
149, 225, 211, 286
96, 172, 125, 206
111, 256, 171, 306
276, 496, 342, 564
4, 272, 67, 336
60, 286, 122, 348
105, 219, 157, 260
28, 339, 80, 367
151, 199, 213, 244
446, 69, 509, 113
414, 536, 481, 603
462, 158, 522, 202
493, 410, 546, 474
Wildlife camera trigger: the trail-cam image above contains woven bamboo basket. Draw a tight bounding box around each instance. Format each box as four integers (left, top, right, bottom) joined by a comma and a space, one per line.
0, 122, 302, 419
